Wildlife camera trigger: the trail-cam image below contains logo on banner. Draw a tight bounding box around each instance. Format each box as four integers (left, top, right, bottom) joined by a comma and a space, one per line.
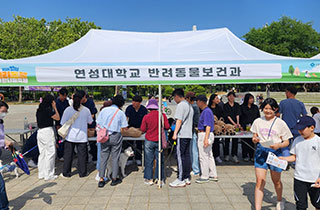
0, 66, 28, 83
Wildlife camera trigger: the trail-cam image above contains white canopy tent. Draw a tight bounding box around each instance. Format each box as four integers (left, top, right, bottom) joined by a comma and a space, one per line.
1, 28, 320, 187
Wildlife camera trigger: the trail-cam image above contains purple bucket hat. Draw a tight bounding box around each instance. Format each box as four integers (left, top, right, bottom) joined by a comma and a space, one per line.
146, 99, 159, 109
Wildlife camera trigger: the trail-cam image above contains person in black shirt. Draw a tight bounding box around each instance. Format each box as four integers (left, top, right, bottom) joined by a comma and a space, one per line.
125, 95, 148, 165
55, 88, 69, 127
55, 88, 69, 159
223, 92, 241, 163
240, 93, 260, 161
36, 94, 60, 181
208, 94, 224, 164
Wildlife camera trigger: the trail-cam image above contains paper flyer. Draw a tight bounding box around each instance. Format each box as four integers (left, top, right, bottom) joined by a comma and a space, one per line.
266, 152, 288, 170
260, 140, 274, 148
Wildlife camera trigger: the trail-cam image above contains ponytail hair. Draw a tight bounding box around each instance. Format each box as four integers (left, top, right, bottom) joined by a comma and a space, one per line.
73, 92, 82, 111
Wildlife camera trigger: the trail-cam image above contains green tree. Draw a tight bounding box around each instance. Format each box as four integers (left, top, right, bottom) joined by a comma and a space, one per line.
288, 65, 294, 75
0, 16, 100, 59
243, 16, 320, 58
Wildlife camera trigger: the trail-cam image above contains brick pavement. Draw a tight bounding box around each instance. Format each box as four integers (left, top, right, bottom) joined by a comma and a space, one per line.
2, 158, 302, 210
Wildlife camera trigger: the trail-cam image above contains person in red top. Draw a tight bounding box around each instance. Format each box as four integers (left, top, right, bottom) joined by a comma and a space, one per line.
141, 99, 170, 186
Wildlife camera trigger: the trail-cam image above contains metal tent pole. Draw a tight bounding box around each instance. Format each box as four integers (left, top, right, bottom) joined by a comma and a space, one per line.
158, 84, 162, 188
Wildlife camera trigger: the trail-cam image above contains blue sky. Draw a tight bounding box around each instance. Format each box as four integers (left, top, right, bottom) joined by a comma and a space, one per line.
0, 0, 319, 38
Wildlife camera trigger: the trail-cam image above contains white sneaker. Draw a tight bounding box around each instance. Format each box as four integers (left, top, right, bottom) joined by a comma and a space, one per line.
28, 160, 37, 168
95, 172, 100, 181
169, 179, 186, 188
45, 175, 58, 181
243, 157, 249, 162
232, 156, 240, 163
224, 155, 230, 161
276, 200, 285, 210
144, 179, 154, 186
215, 157, 223, 164
184, 178, 191, 185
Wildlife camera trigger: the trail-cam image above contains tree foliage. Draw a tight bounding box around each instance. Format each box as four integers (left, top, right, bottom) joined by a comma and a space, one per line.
243, 16, 320, 58
0, 16, 100, 59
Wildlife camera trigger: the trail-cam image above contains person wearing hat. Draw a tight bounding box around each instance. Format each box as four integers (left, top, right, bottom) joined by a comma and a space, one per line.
223, 91, 241, 163
140, 99, 170, 186
279, 116, 320, 210
195, 95, 218, 184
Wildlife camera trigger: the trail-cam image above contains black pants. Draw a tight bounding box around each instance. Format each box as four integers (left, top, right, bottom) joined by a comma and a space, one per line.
294, 178, 320, 210
89, 141, 97, 161
176, 138, 191, 181
224, 138, 238, 157
212, 138, 220, 158
63, 141, 88, 177
241, 138, 254, 159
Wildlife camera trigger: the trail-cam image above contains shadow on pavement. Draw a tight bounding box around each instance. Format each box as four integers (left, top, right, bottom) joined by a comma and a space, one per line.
9, 182, 57, 210
241, 182, 296, 210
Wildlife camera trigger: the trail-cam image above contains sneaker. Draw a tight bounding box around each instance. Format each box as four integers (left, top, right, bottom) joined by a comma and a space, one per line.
45, 175, 58, 181
58, 157, 64, 161
215, 157, 223, 164
136, 160, 142, 166
243, 157, 249, 162
190, 171, 199, 176
28, 160, 37, 168
169, 179, 186, 188
98, 180, 106, 188
209, 177, 219, 182
232, 156, 240, 163
195, 178, 209, 184
276, 200, 285, 210
110, 178, 122, 186
144, 179, 154, 186
224, 155, 230, 161
184, 178, 191, 185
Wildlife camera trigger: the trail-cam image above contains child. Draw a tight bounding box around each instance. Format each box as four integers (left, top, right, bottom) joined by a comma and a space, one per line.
279, 116, 320, 210
251, 98, 293, 210
310, 107, 320, 136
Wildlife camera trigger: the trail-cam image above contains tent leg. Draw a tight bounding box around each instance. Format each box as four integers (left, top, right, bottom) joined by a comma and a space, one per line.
158, 84, 162, 188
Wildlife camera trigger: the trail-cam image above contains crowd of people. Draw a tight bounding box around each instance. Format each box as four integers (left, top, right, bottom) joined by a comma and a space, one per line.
0, 86, 320, 210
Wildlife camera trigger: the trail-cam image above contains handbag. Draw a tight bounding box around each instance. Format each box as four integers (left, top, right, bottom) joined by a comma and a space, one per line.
96, 109, 119, 143
161, 114, 168, 149
58, 106, 83, 139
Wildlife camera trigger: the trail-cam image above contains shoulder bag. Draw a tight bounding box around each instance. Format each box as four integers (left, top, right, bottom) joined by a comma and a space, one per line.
58, 106, 83, 139
96, 109, 120, 143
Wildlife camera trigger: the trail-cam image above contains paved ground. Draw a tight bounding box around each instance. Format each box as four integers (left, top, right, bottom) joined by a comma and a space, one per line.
2, 93, 318, 210
2, 157, 300, 210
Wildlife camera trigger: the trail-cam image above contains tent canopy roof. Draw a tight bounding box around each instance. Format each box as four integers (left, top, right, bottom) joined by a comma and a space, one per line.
0, 28, 294, 64
312, 53, 320, 59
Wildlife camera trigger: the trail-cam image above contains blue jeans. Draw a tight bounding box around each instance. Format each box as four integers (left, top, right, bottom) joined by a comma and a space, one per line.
96, 142, 101, 170
190, 132, 200, 174
0, 174, 8, 210
144, 140, 164, 180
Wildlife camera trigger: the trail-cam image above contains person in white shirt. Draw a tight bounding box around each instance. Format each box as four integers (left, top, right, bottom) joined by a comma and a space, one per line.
311, 107, 320, 136
60, 91, 93, 178
251, 98, 292, 210
280, 116, 320, 210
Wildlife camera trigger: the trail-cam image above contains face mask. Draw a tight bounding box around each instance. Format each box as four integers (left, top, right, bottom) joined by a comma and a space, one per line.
0, 113, 6, 119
